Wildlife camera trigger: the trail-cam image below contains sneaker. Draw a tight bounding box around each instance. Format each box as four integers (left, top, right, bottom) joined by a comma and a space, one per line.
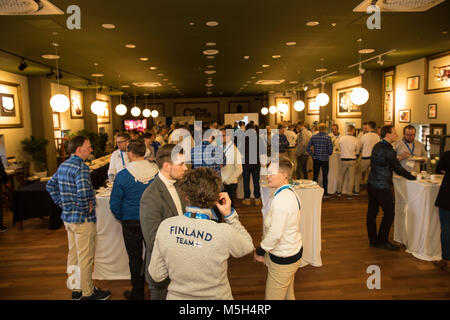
123, 290, 144, 300
336, 192, 342, 197
81, 287, 111, 300
323, 193, 331, 199
254, 198, 262, 206
353, 192, 360, 196
242, 199, 252, 206
0, 226, 7, 233
71, 291, 82, 300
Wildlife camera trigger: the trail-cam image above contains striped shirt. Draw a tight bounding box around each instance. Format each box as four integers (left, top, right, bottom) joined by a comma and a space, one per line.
307, 132, 333, 161
46, 155, 96, 223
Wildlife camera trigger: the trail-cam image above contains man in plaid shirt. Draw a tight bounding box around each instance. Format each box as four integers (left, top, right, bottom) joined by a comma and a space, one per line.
191, 129, 225, 177
307, 123, 333, 198
47, 136, 110, 300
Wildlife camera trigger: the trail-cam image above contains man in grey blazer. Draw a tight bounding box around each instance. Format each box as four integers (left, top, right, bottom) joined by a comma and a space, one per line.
140, 144, 188, 300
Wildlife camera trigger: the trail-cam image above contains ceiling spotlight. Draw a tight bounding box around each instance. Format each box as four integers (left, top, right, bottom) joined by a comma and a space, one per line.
243, 56, 250, 60
306, 21, 319, 27
46, 67, 55, 78
286, 42, 296, 46
377, 56, 384, 66
102, 24, 116, 29
206, 21, 219, 27
56, 72, 63, 80
140, 57, 149, 61
272, 55, 281, 59
18, 59, 27, 71
125, 44, 136, 49
206, 42, 216, 46
150, 67, 158, 70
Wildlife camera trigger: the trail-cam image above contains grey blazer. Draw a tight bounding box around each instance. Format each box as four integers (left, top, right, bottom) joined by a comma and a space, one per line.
139, 174, 186, 284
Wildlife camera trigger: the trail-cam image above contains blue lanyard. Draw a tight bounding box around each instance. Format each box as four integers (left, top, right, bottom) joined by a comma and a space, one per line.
184, 207, 218, 220
120, 151, 125, 166
403, 139, 415, 155
224, 143, 233, 156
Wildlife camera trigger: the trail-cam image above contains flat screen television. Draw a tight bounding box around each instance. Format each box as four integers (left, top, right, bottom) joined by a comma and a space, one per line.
124, 119, 147, 133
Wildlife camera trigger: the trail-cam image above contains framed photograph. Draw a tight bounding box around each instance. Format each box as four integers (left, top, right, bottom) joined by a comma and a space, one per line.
97, 99, 111, 124
430, 124, 447, 136
228, 101, 250, 113
0, 81, 23, 128
306, 97, 320, 115
407, 76, 420, 91
428, 104, 437, 119
425, 51, 450, 94
53, 112, 61, 130
336, 85, 362, 118
70, 89, 83, 119
399, 109, 411, 123
275, 97, 292, 121
385, 75, 393, 92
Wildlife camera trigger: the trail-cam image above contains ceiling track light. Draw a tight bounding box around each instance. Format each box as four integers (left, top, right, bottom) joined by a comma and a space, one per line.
18, 58, 28, 71
348, 49, 396, 69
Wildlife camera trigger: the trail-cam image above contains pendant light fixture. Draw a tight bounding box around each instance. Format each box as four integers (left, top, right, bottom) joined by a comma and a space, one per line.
49, 40, 70, 113
130, 87, 141, 117
142, 89, 151, 118
150, 89, 159, 118
316, 59, 330, 107
261, 107, 269, 115
293, 71, 305, 112
351, 39, 369, 106
115, 74, 127, 116
90, 63, 106, 115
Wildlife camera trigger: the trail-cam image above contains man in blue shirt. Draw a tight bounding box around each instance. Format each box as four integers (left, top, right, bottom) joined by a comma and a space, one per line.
277, 124, 290, 154
191, 129, 225, 177
307, 123, 333, 198
47, 136, 111, 300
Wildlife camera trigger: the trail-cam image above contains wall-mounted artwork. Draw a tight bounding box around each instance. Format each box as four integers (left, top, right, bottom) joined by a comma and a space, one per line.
70, 89, 83, 119
306, 97, 319, 116
407, 76, 420, 91
229, 101, 250, 113
97, 99, 111, 124
425, 51, 450, 94
385, 75, 393, 92
399, 109, 411, 123
53, 112, 61, 130
336, 85, 362, 118
0, 81, 23, 128
428, 104, 437, 119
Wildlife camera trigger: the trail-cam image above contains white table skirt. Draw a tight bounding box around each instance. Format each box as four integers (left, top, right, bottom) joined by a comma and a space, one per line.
318, 152, 343, 195
92, 196, 131, 280
261, 185, 324, 267
393, 176, 442, 261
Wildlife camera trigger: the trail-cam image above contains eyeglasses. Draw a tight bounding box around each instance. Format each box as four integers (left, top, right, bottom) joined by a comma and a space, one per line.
116, 140, 128, 144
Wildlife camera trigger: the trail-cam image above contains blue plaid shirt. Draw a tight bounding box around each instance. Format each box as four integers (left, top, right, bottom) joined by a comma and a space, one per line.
46, 155, 96, 223
307, 132, 333, 161
191, 141, 225, 176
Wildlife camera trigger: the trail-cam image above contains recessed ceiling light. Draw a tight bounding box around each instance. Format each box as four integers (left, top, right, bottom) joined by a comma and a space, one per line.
306, 21, 319, 27
91, 74, 104, 77
256, 71, 263, 74
42, 54, 60, 60
150, 67, 157, 70
140, 57, 149, 61
206, 42, 216, 46
286, 41, 297, 46
246, 81, 251, 84
205, 83, 214, 87
203, 49, 219, 55
243, 56, 250, 60
52, 42, 59, 47
331, 23, 337, 27
251, 76, 256, 79
206, 65, 215, 68
272, 55, 281, 59
102, 24, 116, 29
121, 85, 130, 88
289, 81, 299, 84
163, 79, 169, 81
157, 73, 164, 76
206, 56, 215, 60
206, 21, 219, 27
359, 49, 375, 54
125, 44, 136, 49
205, 70, 216, 75
316, 68, 328, 72
189, 22, 195, 26
262, 64, 270, 68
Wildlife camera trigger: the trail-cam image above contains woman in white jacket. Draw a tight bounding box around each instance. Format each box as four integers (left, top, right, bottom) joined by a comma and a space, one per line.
254, 157, 303, 300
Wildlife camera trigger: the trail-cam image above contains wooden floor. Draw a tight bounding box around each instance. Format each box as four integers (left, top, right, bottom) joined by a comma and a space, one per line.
0, 190, 449, 300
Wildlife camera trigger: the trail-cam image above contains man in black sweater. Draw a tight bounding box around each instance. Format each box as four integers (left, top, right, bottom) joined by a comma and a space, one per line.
367, 125, 416, 251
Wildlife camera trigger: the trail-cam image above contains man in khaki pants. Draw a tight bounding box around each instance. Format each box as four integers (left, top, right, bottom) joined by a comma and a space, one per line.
336, 125, 360, 198
47, 136, 111, 300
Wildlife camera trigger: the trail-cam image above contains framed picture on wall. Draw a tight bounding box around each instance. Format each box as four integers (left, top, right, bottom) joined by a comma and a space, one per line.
336, 85, 362, 118
0, 81, 23, 128
407, 76, 420, 91
399, 109, 411, 123
430, 124, 447, 136
70, 89, 83, 119
53, 112, 61, 130
306, 97, 319, 115
428, 104, 437, 119
97, 99, 111, 124
385, 75, 393, 92
425, 50, 450, 94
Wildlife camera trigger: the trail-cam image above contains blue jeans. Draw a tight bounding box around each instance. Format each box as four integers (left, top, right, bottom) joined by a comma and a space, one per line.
243, 165, 261, 199
439, 207, 450, 261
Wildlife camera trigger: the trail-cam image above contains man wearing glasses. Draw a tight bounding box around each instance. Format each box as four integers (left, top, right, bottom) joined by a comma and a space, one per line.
108, 132, 131, 182
394, 125, 427, 173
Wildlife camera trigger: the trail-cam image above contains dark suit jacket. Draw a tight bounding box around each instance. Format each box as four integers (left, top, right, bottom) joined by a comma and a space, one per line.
139, 174, 186, 284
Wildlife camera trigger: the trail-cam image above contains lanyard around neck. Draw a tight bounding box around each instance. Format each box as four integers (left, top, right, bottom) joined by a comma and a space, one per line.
273, 185, 301, 210
120, 151, 125, 166
403, 139, 415, 155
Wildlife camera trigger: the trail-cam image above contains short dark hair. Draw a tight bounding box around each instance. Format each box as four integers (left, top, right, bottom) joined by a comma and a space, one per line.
367, 121, 376, 130
117, 132, 131, 141
142, 132, 153, 139
156, 144, 183, 169
223, 124, 233, 130
179, 168, 221, 210
68, 136, 89, 155
277, 124, 284, 130
127, 139, 146, 157
403, 125, 416, 134
381, 125, 394, 139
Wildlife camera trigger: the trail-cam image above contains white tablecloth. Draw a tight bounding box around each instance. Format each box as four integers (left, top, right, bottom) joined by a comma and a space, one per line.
393, 176, 442, 261
318, 152, 344, 194
92, 195, 131, 280
260, 185, 323, 267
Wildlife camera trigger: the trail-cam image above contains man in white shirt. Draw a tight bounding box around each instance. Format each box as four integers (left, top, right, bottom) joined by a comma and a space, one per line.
356, 121, 380, 192
337, 125, 360, 197
220, 125, 243, 208
140, 144, 188, 300
108, 132, 131, 182
394, 125, 428, 173
254, 157, 302, 300
329, 124, 342, 152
